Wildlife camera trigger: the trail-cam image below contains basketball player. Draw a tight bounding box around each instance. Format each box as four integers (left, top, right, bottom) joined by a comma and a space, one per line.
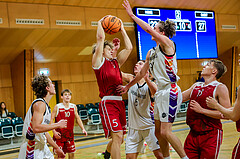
206, 60, 240, 159
92, 16, 132, 159
18, 74, 67, 159
51, 89, 87, 159
122, 60, 163, 159
119, 1, 188, 158
182, 59, 231, 158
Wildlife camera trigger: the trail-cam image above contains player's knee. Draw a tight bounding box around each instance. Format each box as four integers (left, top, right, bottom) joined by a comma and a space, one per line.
160, 129, 169, 139
113, 132, 123, 144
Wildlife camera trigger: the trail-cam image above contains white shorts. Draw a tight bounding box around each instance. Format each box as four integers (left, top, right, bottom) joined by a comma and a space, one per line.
125, 127, 160, 154
154, 85, 182, 123
18, 141, 54, 159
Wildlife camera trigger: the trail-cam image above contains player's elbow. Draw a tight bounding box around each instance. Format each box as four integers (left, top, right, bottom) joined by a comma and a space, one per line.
32, 127, 41, 134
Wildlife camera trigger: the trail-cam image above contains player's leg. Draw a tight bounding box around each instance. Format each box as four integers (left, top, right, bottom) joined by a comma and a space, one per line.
125, 128, 143, 159
126, 153, 138, 159
68, 153, 74, 159
161, 122, 186, 158
155, 120, 169, 158
110, 131, 124, 159
200, 129, 222, 159
184, 131, 199, 159
143, 128, 163, 159
65, 140, 76, 159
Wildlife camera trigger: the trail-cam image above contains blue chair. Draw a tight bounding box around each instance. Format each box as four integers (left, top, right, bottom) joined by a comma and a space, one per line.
95, 102, 100, 108
76, 104, 88, 120
7, 112, 17, 119
90, 114, 101, 130
0, 118, 14, 144
76, 104, 85, 113
86, 103, 96, 110
12, 117, 24, 136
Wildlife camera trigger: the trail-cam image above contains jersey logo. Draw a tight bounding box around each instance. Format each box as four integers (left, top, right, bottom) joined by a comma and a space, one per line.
197, 89, 204, 97
65, 111, 70, 118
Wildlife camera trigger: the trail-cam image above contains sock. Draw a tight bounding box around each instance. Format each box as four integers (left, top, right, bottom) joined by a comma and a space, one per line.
104, 150, 111, 159
181, 156, 189, 159
164, 157, 170, 159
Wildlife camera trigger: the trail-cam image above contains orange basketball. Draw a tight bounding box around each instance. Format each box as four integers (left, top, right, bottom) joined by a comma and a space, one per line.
102, 16, 121, 35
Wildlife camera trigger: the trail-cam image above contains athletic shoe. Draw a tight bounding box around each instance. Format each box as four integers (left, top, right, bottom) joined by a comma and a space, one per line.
97, 152, 105, 159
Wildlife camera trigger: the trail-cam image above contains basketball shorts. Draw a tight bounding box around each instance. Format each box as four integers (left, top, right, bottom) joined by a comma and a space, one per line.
184, 129, 222, 159
125, 127, 160, 154
18, 141, 54, 159
232, 138, 240, 159
54, 139, 76, 154
154, 84, 182, 123
100, 96, 127, 138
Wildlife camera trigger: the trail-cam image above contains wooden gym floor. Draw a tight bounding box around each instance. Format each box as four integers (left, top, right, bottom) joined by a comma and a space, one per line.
0, 120, 238, 159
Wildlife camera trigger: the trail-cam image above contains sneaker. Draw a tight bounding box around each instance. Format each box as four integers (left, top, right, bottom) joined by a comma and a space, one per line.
97, 152, 105, 159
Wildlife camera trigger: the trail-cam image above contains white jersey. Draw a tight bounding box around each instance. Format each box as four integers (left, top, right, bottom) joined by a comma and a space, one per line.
19, 98, 53, 159
128, 83, 155, 130
149, 44, 180, 90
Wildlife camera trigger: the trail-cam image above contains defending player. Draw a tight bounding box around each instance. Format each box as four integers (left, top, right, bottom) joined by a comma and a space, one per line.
119, 1, 188, 158
206, 60, 240, 159
51, 89, 87, 159
92, 16, 132, 159
18, 74, 67, 159
122, 60, 163, 159
182, 59, 231, 158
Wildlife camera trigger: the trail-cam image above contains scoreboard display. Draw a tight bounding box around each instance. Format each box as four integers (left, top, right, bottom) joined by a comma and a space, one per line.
134, 8, 218, 60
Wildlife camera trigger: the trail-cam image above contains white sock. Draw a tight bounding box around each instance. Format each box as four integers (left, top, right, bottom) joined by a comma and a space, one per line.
164, 157, 170, 159
181, 156, 189, 159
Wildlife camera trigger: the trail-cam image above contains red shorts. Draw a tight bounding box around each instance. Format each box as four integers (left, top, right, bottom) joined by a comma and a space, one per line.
184, 129, 222, 159
54, 139, 76, 154
232, 138, 240, 159
99, 96, 127, 138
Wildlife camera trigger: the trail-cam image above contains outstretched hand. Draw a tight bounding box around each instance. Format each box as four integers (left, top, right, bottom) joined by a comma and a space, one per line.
117, 85, 128, 95
122, 0, 134, 17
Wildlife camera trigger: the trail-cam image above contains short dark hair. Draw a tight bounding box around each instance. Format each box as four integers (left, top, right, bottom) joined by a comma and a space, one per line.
209, 59, 227, 79
158, 19, 176, 38
61, 89, 72, 96
92, 40, 113, 54
31, 74, 50, 98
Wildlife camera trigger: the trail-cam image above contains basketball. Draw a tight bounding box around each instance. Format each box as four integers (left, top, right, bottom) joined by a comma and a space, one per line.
102, 16, 121, 35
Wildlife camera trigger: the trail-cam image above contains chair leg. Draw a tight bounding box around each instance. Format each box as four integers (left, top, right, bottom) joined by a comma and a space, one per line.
10, 138, 13, 145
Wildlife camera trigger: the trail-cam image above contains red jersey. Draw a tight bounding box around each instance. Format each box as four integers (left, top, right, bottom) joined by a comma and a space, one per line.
93, 58, 123, 98
187, 81, 222, 132
236, 119, 240, 132
54, 103, 75, 141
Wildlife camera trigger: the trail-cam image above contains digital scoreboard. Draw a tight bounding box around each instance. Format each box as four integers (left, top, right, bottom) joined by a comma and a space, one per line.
134, 8, 218, 60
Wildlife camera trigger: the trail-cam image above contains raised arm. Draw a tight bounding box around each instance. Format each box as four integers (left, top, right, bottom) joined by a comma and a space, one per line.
144, 72, 157, 96
92, 17, 106, 68
117, 19, 133, 67
122, 0, 172, 51
117, 51, 150, 94
31, 101, 67, 133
